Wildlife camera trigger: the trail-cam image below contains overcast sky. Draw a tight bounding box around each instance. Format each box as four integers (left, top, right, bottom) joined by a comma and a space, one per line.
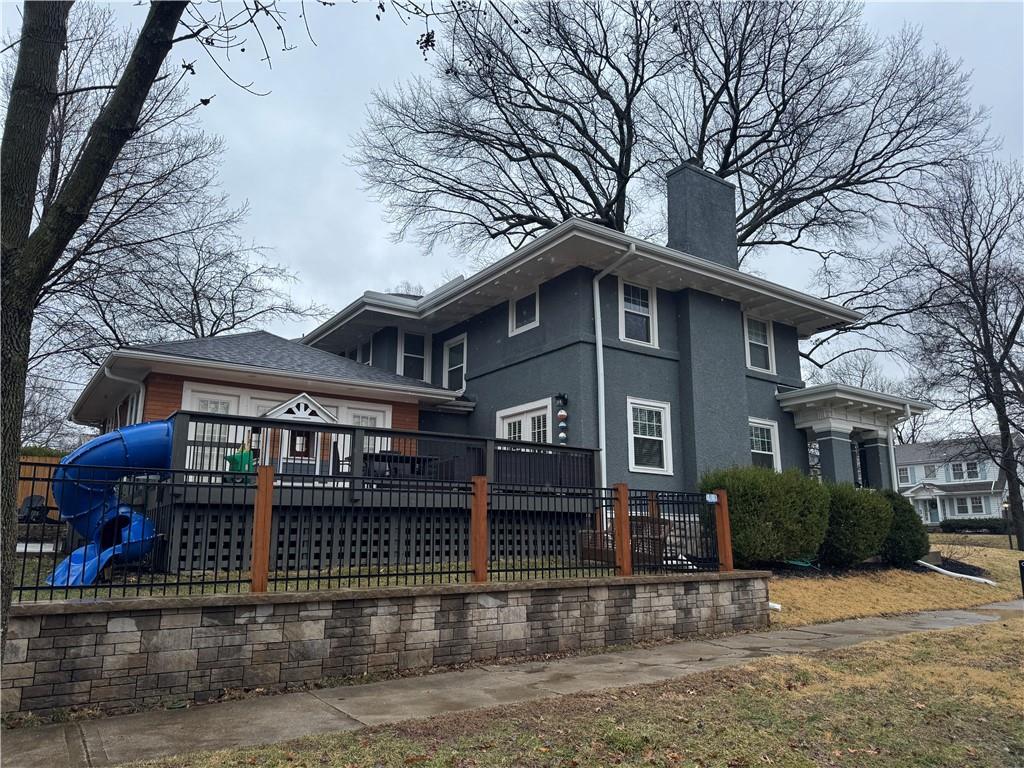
6, 2, 1023, 341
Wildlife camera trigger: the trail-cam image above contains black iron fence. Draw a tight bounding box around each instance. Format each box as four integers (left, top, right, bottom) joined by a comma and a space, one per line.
172, 411, 598, 488
13, 459, 730, 603
628, 490, 720, 573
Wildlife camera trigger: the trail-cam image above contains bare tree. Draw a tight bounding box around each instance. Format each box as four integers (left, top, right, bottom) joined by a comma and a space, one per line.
355, 0, 673, 257
890, 160, 1024, 548
20, 374, 82, 452
0, 0, 434, 649
356, 1, 984, 266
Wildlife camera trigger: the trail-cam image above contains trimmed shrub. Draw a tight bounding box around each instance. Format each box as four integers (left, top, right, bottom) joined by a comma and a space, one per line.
700, 466, 829, 567
879, 490, 930, 567
938, 517, 1008, 534
819, 484, 893, 568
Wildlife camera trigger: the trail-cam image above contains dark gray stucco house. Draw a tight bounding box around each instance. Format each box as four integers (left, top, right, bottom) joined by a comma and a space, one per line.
293, 163, 927, 490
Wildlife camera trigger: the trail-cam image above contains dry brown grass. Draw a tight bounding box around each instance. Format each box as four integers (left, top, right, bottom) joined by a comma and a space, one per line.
769, 544, 1022, 628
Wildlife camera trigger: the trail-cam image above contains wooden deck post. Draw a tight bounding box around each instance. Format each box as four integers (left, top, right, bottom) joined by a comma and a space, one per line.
613, 483, 632, 576
471, 475, 489, 582
250, 465, 274, 592
713, 488, 734, 572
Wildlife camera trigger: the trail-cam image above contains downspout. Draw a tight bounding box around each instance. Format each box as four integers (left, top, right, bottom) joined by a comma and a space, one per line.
103, 366, 146, 426
593, 245, 634, 486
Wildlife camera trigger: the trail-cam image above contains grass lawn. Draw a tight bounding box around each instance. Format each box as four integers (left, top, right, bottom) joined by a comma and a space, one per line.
930, 532, 1018, 549
124, 617, 1024, 768
769, 543, 1022, 628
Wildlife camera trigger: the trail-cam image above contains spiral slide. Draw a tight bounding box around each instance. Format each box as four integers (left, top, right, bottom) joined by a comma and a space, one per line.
47, 420, 173, 587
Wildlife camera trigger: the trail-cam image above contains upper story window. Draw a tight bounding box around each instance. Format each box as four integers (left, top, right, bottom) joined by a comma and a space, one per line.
358, 340, 372, 365
627, 397, 672, 474
966, 461, 980, 479
443, 334, 467, 391
749, 418, 781, 471
923, 464, 937, 480
952, 462, 964, 480
496, 399, 551, 444
509, 289, 540, 336
744, 315, 775, 373
399, 331, 428, 381
897, 466, 910, 485
619, 280, 657, 347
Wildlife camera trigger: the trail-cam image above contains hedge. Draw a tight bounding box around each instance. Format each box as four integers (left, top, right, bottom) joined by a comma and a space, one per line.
938, 517, 1009, 534
879, 490, 930, 567
700, 466, 829, 567
819, 484, 893, 567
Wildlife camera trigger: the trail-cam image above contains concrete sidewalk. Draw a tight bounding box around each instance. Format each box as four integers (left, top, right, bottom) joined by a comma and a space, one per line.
5, 600, 1021, 768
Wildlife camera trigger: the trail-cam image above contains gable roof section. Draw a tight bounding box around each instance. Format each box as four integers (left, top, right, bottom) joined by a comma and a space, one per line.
303, 218, 864, 352
894, 435, 1016, 465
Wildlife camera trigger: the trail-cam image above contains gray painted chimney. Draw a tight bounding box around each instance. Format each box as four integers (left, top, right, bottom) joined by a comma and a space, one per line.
666, 161, 738, 269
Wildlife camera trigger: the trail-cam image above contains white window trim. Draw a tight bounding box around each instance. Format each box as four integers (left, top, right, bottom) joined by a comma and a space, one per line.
396, 330, 431, 383
357, 338, 374, 366
508, 288, 541, 337
626, 396, 673, 475
180, 381, 392, 426
743, 314, 776, 374
618, 278, 659, 348
495, 398, 553, 444
897, 466, 910, 485
749, 417, 782, 472
442, 333, 468, 392
966, 461, 980, 479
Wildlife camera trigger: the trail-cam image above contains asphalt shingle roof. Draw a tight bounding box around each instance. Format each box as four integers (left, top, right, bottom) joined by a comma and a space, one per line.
893, 437, 1005, 465
130, 331, 447, 392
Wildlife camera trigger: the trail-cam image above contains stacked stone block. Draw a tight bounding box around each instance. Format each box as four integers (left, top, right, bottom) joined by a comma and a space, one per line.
2, 573, 769, 715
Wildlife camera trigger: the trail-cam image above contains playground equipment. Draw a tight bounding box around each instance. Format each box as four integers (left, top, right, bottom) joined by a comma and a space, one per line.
46, 420, 173, 587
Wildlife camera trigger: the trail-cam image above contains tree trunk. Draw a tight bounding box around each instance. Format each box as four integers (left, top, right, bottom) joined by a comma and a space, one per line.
996, 416, 1024, 551
1, 0, 188, 654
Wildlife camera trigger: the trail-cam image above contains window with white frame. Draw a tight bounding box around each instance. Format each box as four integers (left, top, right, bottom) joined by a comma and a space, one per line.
496, 399, 550, 444
749, 418, 781, 471
952, 462, 964, 480
924, 464, 938, 479
744, 316, 775, 373
443, 335, 467, 391
358, 340, 372, 365
970, 496, 984, 514
966, 461, 980, 479
399, 331, 427, 381
956, 497, 969, 515
508, 289, 539, 336
627, 397, 672, 474
897, 466, 910, 485
619, 280, 657, 346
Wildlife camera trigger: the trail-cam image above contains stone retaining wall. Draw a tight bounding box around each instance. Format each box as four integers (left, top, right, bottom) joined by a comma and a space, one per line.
2, 572, 769, 715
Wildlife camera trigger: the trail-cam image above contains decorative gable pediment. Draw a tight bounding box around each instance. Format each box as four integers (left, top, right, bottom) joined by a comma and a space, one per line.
264, 393, 338, 423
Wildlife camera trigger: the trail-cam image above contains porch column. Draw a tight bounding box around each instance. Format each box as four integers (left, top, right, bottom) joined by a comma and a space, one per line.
816, 428, 856, 485
859, 430, 893, 490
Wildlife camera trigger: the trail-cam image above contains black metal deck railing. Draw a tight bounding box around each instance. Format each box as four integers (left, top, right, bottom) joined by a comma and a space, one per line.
171, 411, 598, 488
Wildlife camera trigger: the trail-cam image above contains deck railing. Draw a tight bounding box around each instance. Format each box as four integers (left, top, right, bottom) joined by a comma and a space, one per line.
13, 458, 732, 602
171, 411, 598, 488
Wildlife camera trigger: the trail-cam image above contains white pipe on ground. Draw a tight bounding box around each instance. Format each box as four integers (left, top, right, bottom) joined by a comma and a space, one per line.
769, 602, 782, 612
915, 559, 997, 586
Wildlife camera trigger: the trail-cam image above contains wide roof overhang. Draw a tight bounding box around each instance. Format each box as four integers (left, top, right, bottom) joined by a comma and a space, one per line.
303, 219, 864, 354
69, 349, 458, 427
777, 383, 931, 434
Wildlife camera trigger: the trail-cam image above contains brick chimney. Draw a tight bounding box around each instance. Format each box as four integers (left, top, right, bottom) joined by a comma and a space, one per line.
666, 161, 738, 269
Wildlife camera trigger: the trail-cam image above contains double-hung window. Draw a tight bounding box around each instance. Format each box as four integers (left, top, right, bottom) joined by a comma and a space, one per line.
956, 497, 969, 515
443, 334, 467, 391
970, 496, 984, 514
627, 397, 672, 474
749, 418, 781, 471
399, 331, 428, 381
509, 289, 540, 335
952, 462, 964, 480
744, 315, 775, 373
619, 280, 657, 346
924, 464, 937, 480
897, 466, 910, 485
966, 461, 980, 479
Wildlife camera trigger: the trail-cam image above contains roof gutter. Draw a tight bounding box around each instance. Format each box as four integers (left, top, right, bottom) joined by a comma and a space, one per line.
102, 365, 146, 426
593, 246, 634, 486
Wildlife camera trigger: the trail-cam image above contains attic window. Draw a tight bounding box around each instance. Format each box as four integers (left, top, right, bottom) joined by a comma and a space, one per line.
509, 289, 539, 335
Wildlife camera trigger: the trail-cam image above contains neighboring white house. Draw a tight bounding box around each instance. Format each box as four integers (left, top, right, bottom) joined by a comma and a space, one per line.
894, 438, 1009, 525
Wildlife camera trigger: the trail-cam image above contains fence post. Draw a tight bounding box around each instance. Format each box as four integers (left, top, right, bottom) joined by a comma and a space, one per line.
613, 483, 632, 576
471, 475, 489, 582
250, 465, 274, 593
714, 488, 734, 572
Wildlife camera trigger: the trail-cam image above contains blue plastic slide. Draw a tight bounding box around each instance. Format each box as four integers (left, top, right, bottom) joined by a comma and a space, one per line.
47, 420, 173, 587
